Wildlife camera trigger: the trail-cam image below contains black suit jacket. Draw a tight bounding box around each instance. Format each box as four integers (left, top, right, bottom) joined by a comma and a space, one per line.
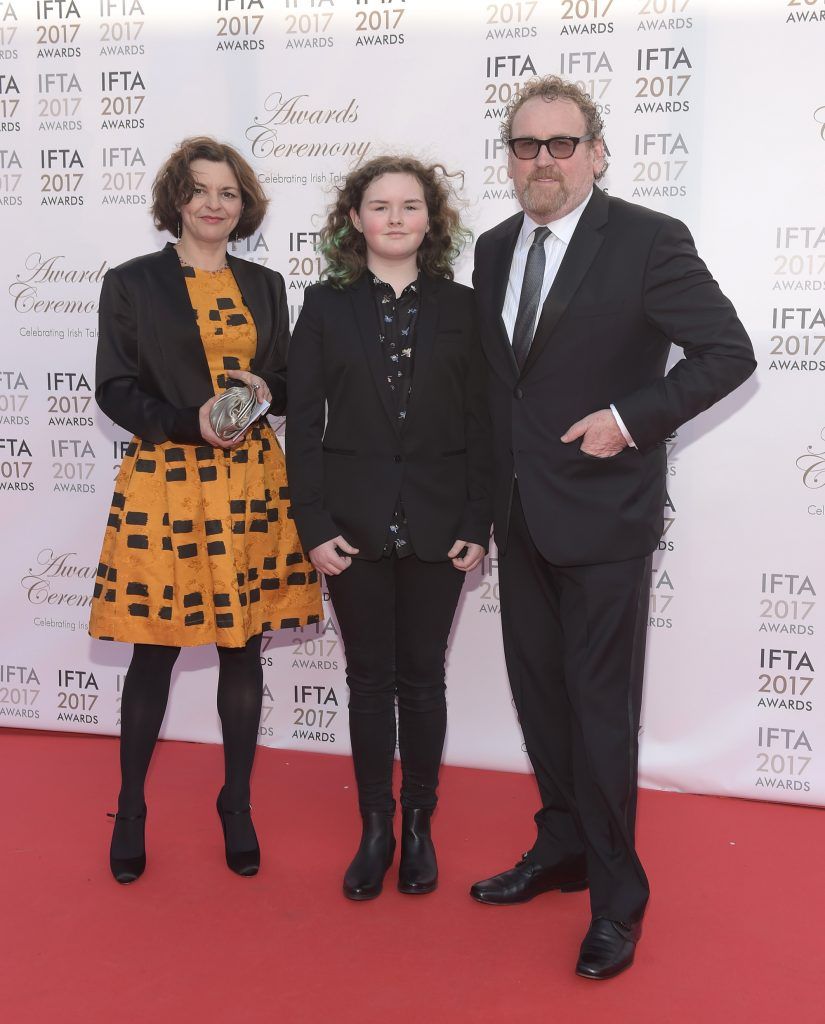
473, 187, 756, 566
285, 274, 493, 562
95, 242, 290, 444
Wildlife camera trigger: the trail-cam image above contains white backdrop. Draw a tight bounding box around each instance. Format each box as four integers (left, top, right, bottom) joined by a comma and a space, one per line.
1, 0, 823, 807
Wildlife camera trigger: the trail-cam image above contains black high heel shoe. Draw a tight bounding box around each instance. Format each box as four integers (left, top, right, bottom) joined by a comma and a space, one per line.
343, 811, 396, 901
216, 788, 260, 877
107, 807, 147, 884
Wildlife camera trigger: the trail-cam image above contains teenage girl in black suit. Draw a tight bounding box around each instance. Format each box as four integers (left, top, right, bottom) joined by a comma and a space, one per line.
286, 156, 492, 899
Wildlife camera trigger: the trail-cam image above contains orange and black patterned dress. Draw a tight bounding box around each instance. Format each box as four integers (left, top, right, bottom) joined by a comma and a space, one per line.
89, 266, 322, 648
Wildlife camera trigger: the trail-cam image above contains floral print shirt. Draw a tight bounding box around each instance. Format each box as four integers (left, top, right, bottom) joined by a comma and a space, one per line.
370, 273, 420, 558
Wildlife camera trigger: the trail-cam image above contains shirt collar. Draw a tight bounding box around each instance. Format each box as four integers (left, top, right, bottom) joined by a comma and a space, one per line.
370, 272, 419, 298
519, 188, 593, 249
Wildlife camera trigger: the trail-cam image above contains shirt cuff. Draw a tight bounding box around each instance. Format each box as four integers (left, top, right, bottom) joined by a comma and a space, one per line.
610, 404, 636, 449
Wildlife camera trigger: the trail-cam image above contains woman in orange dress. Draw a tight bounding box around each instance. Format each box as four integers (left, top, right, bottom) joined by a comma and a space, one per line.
90, 137, 321, 883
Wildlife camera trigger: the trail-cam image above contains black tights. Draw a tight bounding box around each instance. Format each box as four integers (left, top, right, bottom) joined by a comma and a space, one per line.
117, 635, 263, 817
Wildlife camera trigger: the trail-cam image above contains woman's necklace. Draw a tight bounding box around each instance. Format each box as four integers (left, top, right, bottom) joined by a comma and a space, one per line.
175, 242, 228, 272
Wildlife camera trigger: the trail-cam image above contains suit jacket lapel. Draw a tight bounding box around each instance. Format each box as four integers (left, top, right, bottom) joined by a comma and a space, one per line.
228, 251, 270, 366
521, 187, 609, 378
488, 214, 522, 381
350, 274, 401, 435
151, 243, 213, 402
403, 274, 439, 435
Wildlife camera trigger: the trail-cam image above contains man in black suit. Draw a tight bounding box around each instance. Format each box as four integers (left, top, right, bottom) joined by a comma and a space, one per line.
470, 76, 756, 979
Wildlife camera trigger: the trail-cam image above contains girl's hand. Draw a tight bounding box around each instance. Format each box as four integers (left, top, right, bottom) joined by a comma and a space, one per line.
448, 540, 485, 573
309, 536, 360, 576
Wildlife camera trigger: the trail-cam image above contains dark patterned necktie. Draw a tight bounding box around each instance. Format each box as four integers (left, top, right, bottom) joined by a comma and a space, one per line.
511, 225, 551, 371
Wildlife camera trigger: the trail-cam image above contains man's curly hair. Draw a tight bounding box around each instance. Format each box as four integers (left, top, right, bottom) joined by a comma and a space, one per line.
501, 76, 608, 181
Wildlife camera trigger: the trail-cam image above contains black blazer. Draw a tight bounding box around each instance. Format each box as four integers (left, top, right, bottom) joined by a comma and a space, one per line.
285, 274, 493, 562
95, 242, 290, 444
473, 187, 756, 566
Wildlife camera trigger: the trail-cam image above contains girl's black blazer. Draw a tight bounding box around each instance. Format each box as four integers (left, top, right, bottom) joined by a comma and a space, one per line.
285, 273, 493, 562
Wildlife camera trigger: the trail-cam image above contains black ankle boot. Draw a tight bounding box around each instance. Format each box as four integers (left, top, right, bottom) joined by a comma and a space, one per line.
108, 806, 147, 884
343, 811, 396, 901
398, 807, 437, 895
216, 787, 260, 877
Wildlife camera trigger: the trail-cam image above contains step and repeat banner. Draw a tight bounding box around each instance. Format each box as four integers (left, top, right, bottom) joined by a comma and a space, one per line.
1, 0, 823, 807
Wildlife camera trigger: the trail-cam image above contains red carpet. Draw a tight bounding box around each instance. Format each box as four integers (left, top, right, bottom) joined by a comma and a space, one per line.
1, 729, 822, 1024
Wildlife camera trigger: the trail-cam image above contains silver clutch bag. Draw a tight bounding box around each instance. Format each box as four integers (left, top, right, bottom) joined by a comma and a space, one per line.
209, 382, 270, 442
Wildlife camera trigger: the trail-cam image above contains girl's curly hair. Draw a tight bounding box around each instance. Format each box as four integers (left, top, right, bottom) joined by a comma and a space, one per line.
319, 155, 471, 288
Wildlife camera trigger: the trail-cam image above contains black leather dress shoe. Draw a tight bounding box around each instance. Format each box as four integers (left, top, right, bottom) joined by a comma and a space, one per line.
343, 811, 396, 901
575, 917, 642, 980
398, 808, 437, 895
470, 853, 588, 905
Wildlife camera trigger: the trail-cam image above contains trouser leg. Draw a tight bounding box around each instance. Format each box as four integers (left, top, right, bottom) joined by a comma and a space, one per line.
326, 557, 397, 815
498, 491, 586, 864
557, 555, 652, 923
394, 555, 464, 811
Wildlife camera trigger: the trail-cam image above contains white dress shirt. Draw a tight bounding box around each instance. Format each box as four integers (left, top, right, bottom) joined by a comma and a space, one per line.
502, 190, 636, 447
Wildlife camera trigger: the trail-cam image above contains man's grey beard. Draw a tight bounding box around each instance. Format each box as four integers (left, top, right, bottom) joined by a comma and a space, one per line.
520, 179, 570, 218
518, 173, 590, 220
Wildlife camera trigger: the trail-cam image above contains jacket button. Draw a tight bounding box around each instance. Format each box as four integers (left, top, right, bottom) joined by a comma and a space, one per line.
514, 387, 524, 399
394, 455, 402, 463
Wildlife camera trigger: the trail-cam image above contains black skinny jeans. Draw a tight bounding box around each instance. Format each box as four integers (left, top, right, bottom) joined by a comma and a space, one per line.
325, 553, 465, 815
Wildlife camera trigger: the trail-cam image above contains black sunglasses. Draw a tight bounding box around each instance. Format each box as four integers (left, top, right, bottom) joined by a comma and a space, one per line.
508, 134, 594, 160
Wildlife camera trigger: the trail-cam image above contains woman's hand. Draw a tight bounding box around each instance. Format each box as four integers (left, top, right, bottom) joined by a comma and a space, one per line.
198, 395, 246, 449
198, 371, 271, 448
225, 369, 271, 406
448, 540, 485, 573
309, 536, 359, 576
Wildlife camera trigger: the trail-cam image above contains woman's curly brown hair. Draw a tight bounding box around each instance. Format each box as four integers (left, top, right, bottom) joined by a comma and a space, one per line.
319, 155, 471, 288
151, 136, 269, 240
